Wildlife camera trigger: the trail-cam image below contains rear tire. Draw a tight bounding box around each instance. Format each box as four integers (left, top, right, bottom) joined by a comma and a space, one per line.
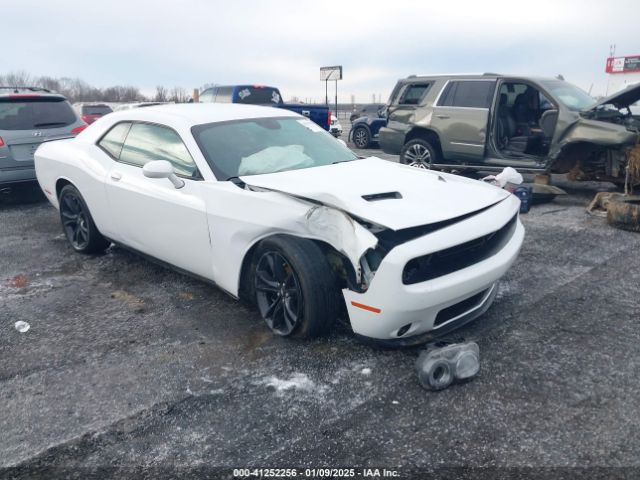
352, 126, 371, 149
59, 184, 110, 254
253, 236, 339, 338
400, 138, 440, 168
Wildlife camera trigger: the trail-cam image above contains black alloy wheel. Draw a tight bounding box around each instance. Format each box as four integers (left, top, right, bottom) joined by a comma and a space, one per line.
255, 251, 303, 336
58, 184, 110, 254
60, 190, 90, 250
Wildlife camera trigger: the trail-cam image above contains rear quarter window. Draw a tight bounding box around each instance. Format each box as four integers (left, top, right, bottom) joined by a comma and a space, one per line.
399, 84, 431, 105
0, 98, 77, 130
98, 122, 132, 159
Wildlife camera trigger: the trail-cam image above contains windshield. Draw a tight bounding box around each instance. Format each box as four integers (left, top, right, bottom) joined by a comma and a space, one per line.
192, 117, 358, 180
82, 105, 112, 115
0, 97, 76, 130
540, 80, 596, 111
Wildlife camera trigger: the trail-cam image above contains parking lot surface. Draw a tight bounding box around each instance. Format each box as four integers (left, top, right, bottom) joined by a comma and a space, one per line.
1, 127, 640, 478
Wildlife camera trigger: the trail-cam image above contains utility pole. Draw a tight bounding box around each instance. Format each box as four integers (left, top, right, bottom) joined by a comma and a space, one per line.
606, 44, 616, 95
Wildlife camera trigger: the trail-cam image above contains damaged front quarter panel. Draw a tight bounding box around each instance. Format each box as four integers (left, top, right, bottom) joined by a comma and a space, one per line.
303, 205, 379, 286
554, 118, 638, 155
244, 182, 380, 288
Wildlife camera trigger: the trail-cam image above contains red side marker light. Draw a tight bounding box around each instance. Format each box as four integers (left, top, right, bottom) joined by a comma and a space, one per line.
71, 124, 88, 134
351, 301, 381, 314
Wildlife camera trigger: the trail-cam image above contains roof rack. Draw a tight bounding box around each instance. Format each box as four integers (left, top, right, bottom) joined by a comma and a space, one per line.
408, 73, 489, 78
0, 86, 52, 93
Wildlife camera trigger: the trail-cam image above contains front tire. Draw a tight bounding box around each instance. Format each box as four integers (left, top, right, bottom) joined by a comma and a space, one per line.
352, 126, 371, 149
253, 236, 339, 338
400, 138, 439, 168
59, 184, 110, 254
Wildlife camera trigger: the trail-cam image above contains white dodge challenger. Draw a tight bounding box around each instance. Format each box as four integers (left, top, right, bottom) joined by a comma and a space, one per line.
35, 103, 524, 345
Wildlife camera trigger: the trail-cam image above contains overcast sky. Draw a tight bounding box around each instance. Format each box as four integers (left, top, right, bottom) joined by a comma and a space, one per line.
4, 0, 639, 102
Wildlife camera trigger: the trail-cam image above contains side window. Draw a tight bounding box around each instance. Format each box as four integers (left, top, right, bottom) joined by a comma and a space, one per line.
216, 87, 232, 103
119, 123, 199, 177
438, 82, 457, 106
399, 84, 430, 105
199, 89, 214, 102
98, 122, 131, 159
439, 81, 496, 108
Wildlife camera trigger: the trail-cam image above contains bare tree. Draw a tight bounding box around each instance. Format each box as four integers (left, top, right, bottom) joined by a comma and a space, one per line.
0, 71, 149, 103
155, 85, 168, 102
1, 70, 33, 87
169, 86, 188, 103
36, 76, 61, 93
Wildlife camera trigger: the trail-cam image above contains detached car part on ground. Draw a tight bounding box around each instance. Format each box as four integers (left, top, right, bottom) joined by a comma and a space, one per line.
379, 75, 640, 187
34, 103, 524, 345
0, 86, 87, 186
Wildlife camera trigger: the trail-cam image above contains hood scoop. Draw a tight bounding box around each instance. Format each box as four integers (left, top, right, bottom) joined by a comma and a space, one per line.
362, 191, 402, 202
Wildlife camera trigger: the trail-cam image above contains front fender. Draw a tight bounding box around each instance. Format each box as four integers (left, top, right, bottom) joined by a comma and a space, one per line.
551, 118, 638, 159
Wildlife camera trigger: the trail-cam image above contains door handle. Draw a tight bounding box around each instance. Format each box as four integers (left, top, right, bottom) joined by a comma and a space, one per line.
436, 114, 450, 119
110, 171, 122, 181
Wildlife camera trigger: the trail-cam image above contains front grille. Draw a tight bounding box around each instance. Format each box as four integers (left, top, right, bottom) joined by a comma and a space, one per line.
434, 289, 488, 327
402, 213, 518, 285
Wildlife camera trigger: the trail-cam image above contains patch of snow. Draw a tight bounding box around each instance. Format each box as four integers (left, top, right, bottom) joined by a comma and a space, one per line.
259, 372, 328, 395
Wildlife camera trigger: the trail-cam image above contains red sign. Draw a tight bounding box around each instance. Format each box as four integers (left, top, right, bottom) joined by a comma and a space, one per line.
606, 55, 640, 74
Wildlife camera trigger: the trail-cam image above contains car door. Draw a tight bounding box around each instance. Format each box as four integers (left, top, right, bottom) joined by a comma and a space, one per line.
431, 79, 497, 162
102, 121, 213, 280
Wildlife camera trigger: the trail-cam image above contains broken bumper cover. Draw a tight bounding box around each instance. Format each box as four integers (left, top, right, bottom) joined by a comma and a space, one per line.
342, 195, 524, 342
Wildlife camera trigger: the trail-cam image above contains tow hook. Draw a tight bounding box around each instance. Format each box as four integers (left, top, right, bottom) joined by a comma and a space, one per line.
415, 341, 480, 391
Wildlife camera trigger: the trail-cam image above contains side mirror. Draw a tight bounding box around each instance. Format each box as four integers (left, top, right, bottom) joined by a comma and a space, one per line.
142, 160, 185, 189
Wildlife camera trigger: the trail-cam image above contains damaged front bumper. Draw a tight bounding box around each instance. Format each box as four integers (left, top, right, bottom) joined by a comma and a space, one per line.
342, 195, 524, 342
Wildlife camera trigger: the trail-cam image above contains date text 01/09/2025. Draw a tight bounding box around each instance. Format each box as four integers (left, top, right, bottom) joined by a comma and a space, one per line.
232, 468, 400, 477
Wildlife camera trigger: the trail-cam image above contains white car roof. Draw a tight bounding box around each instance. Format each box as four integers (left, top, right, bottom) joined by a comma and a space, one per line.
78, 103, 303, 144
107, 103, 297, 126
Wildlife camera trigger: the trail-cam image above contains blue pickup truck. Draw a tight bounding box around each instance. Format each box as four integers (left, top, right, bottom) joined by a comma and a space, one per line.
199, 85, 331, 131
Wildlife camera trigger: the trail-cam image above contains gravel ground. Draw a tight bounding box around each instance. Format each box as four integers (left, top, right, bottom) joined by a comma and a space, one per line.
1, 130, 639, 479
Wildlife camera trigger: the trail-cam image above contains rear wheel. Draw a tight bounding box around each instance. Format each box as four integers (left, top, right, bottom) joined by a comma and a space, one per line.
352, 127, 371, 149
59, 184, 110, 253
253, 236, 339, 338
400, 138, 440, 168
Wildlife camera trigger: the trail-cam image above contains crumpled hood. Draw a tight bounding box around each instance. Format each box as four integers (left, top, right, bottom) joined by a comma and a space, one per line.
241, 157, 509, 230
585, 83, 640, 111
